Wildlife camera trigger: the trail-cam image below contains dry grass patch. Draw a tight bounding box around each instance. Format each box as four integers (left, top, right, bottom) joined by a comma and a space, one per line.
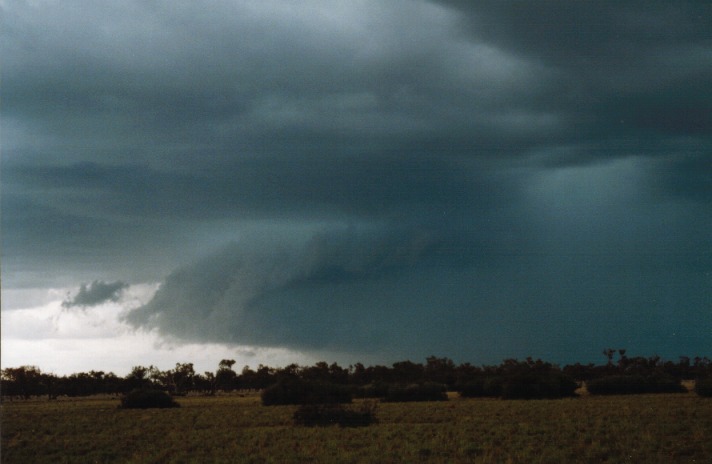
2, 392, 711, 463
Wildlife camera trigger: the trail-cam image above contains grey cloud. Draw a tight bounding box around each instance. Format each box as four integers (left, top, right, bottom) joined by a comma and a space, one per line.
2, 0, 711, 363
62, 280, 129, 308
3, 151, 522, 224
435, 1, 712, 157
124, 216, 711, 362
122, 229, 500, 355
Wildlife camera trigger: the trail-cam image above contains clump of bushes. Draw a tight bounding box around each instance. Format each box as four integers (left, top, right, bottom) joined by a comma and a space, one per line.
261, 377, 352, 406
694, 378, 712, 397
119, 389, 180, 409
586, 375, 686, 395
353, 381, 390, 399
458, 373, 577, 400
457, 377, 503, 398
293, 401, 377, 427
383, 382, 447, 402
501, 372, 578, 400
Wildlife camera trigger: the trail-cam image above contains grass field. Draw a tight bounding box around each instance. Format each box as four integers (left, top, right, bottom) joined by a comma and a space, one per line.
2, 392, 711, 463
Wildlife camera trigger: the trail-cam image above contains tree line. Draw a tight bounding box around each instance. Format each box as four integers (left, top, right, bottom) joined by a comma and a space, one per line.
2, 351, 711, 401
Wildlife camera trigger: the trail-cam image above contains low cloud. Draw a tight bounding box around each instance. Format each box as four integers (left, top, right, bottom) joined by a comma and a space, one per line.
62, 280, 129, 308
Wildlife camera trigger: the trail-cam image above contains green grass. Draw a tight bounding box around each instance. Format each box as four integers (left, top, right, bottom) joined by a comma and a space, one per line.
2, 392, 711, 463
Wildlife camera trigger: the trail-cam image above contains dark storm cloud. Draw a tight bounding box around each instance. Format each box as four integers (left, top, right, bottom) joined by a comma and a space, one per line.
436, 0, 712, 142
62, 280, 129, 308
2, 0, 711, 362
123, 220, 711, 362
122, 229, 520, 356
3, 154, 516, 221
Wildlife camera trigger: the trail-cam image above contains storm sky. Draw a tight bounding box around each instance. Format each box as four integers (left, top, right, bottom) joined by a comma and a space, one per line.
2, 0, 711, 374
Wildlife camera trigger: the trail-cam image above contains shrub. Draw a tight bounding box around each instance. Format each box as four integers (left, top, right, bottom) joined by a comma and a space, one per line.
293, 402, 377, 427
694, 378, 712, 397
648, 375, 688, 394
586, 375, 686, 395
119, 389, 179, 409
501, 372, 578, 400
353, 381, 389, 399
458, 377, 503, 398
587, 375, 646, 395
261, 378, 352, 406
383, 382, 447, 402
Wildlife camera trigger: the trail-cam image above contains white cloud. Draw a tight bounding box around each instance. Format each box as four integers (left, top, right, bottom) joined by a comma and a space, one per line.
0, 283, 313, 375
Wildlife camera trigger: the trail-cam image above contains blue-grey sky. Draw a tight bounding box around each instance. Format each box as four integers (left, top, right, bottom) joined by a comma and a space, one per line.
2, 0, 711, 374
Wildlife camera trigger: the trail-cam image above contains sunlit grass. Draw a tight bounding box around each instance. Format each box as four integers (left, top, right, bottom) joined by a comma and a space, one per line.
2, 392, 711, 463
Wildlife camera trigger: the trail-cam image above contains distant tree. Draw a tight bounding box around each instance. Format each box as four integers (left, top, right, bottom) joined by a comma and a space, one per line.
170, 363, 195, 395
328, 362, 349, 384
617, 349, 628, 370
349, 363, 369, 385
216, 361, 237, 392
301, 362, 331, 383
562, 363, 596, 382
124, 366, 153, 391
424, 356, 456, 388
240, 366, 258, 389
603, 348, 616, 367
219, 359, 236, 370
391, 361, 424, 384
587, 374, 685, 395
261, 377, 352, 406
193, 371, 216, 395
1, 366, 45, 399
255, 365, 276, 389
454, 362, 483, 387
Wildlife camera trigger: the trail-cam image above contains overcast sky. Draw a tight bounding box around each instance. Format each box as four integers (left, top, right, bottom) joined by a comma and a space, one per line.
2, 0, 711, 375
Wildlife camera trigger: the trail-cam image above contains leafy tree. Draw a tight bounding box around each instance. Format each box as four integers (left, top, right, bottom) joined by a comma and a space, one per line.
215, 361, 237, 392
424, 356, 456, 387
261, 377, 352, 406
1, 366, 45, 399
170, 363, 195, 395
350, 363, 369, 385
124, 365, 153, 392
194, 372, 216, 395
391, 361, 424, 384
219, 359, 236, 370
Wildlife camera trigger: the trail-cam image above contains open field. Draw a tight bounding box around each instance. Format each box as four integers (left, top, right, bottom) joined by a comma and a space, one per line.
2, 392, 711, 463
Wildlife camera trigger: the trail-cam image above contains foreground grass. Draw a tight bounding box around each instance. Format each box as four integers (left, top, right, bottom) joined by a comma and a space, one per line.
2, 392, 711, 463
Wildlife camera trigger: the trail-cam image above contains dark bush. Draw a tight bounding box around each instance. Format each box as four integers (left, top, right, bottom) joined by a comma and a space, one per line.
501, 372, 578, 400
587, 375, 645, 395
648, 375, 688, 393
353, 381, 390, 399
119, 389, 179, 409
694, 378, 712, 397
383, 382, 447, 402
586, 375, 686, 395
293, 402, 377, 427
261, 377, 352, 406
457, 377, 503, 398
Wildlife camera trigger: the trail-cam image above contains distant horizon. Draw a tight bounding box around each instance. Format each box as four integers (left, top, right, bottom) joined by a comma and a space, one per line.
4, 349, 710, 378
